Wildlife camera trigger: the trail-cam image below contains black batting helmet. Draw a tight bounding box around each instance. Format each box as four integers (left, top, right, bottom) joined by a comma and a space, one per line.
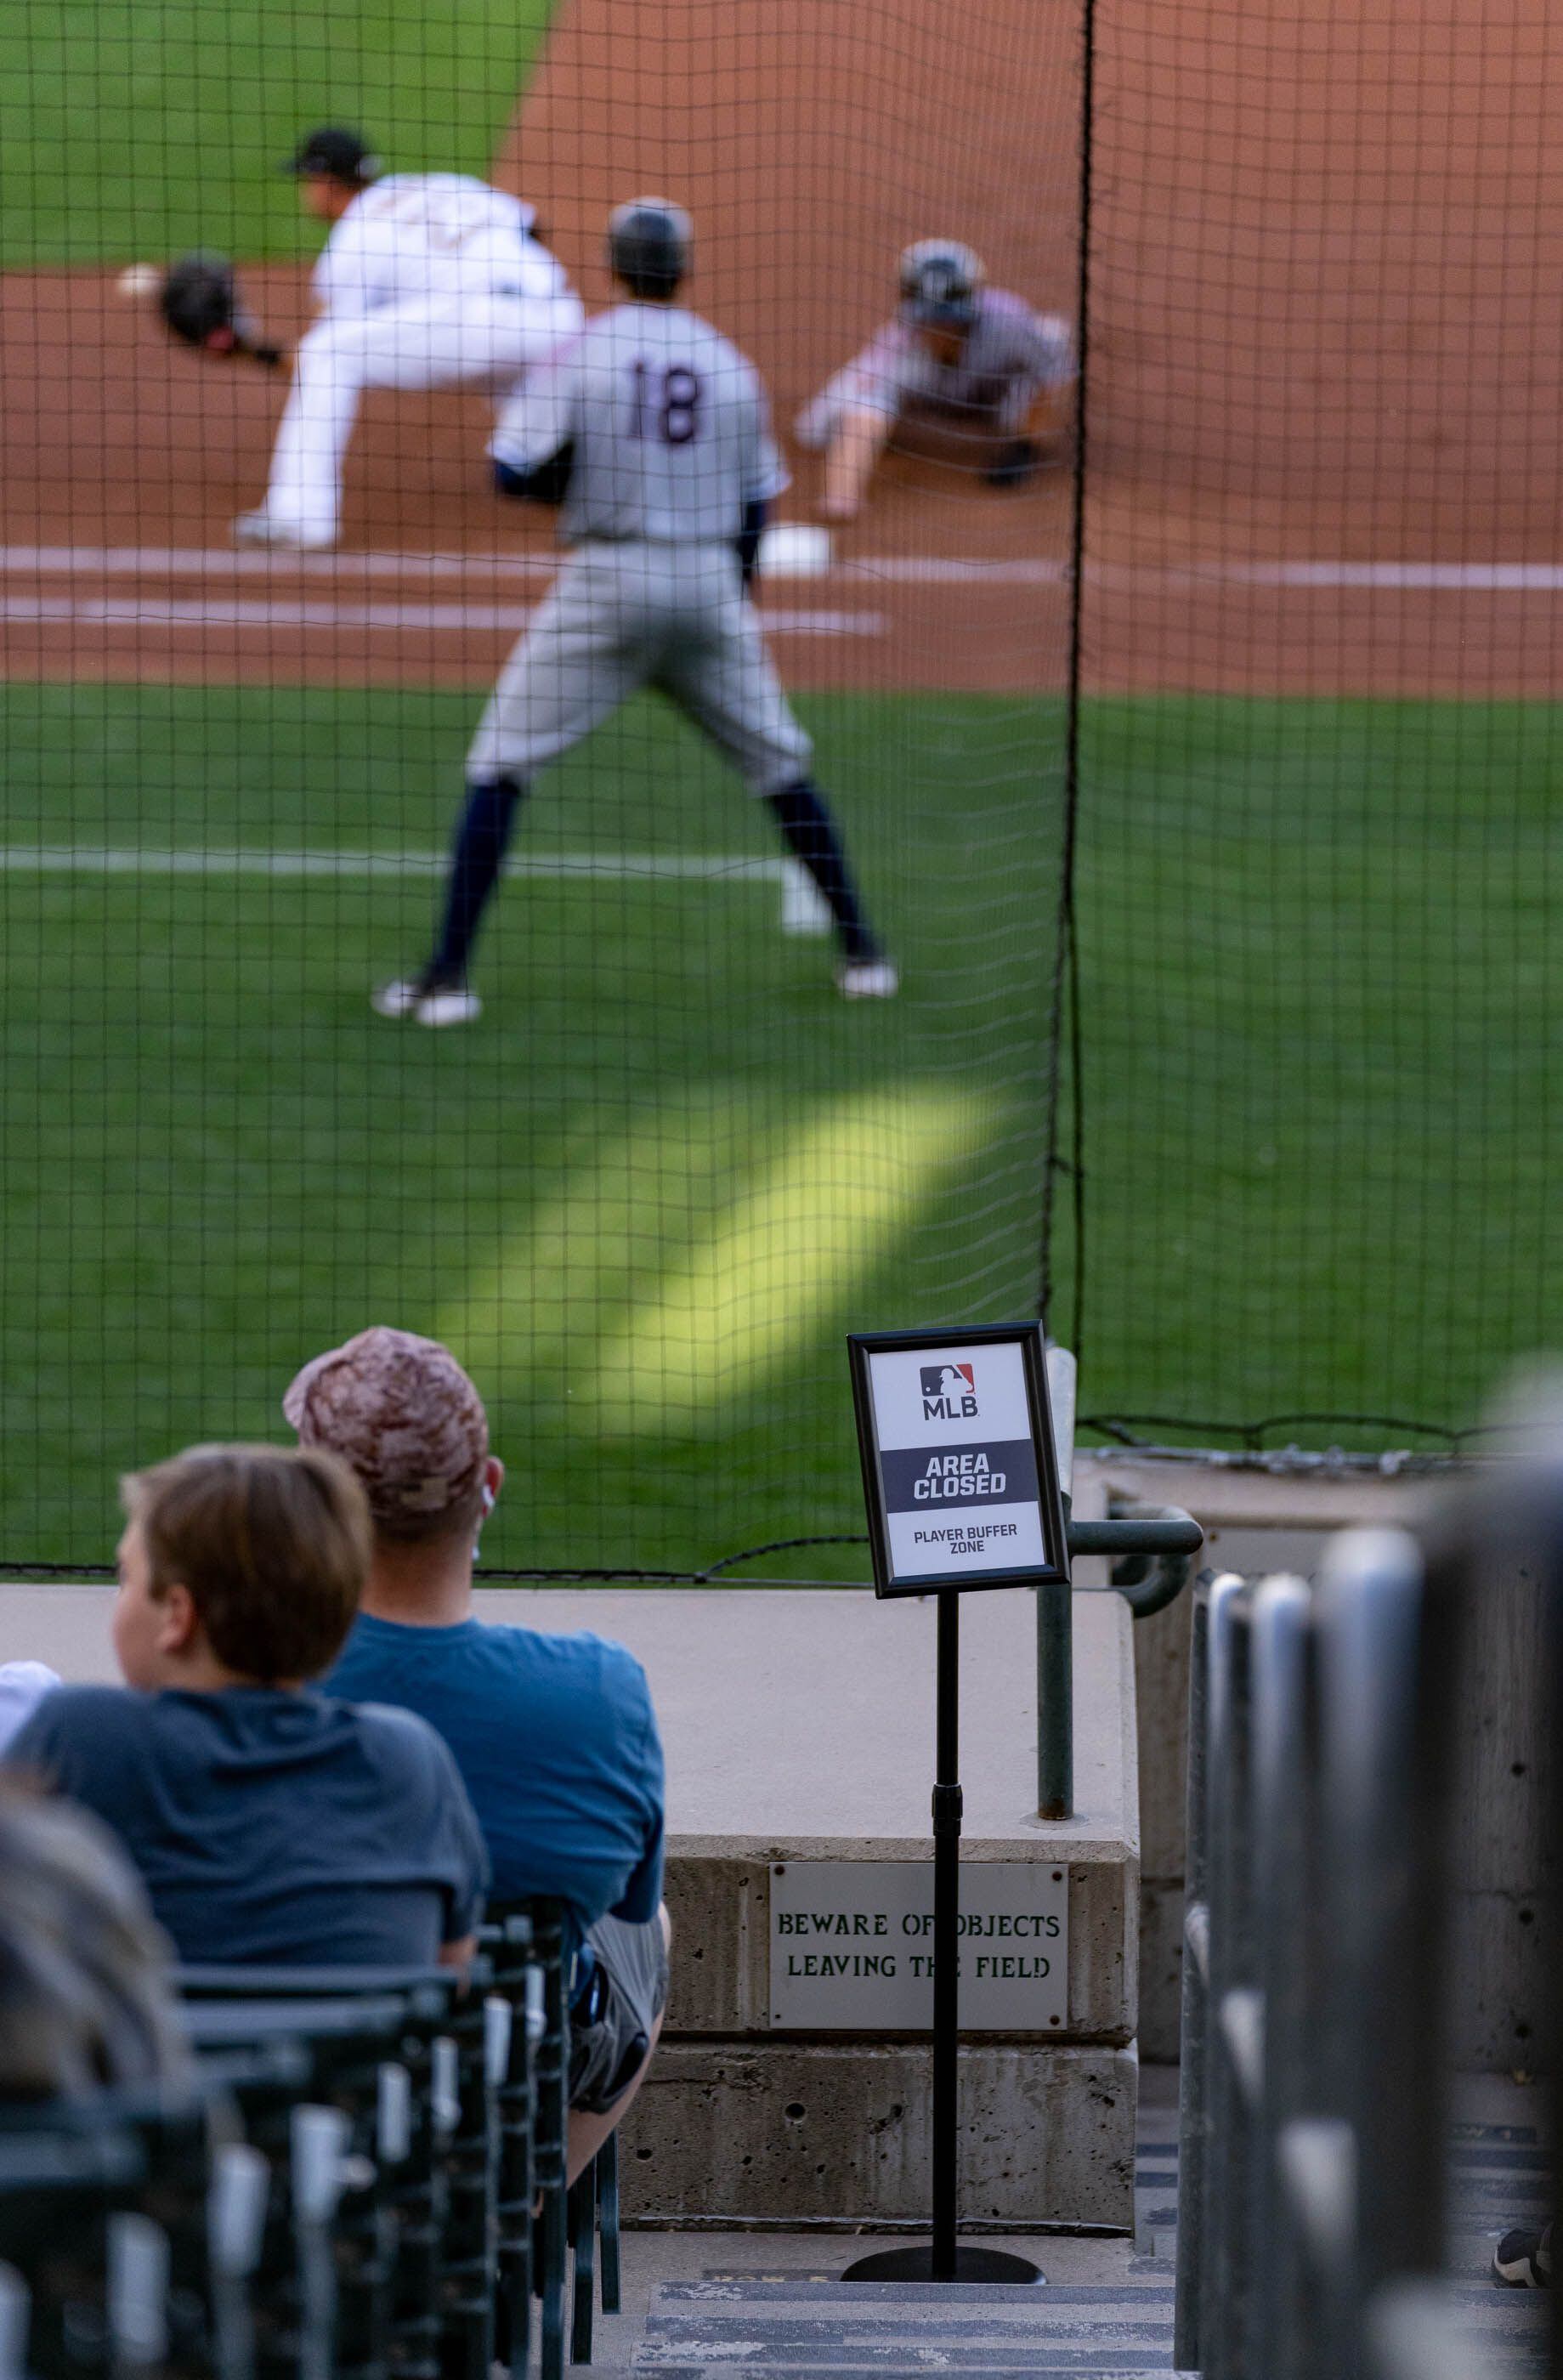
607, 198, 692, 298
899, 239, 985, 330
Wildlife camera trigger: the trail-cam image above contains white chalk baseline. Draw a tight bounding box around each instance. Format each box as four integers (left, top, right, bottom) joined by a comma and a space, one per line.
0, 845, 836, 934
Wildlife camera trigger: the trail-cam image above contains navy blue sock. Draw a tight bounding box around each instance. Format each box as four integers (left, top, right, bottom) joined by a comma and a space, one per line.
430, 777, 527, 982
766, 779, 878, 962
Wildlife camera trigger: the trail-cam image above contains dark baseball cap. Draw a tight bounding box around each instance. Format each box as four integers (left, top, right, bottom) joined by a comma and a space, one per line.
606, 197, 693, 296
284, 128, 382, 184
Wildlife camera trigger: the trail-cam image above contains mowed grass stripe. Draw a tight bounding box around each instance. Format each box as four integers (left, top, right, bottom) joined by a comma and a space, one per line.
0, 0, 555, 266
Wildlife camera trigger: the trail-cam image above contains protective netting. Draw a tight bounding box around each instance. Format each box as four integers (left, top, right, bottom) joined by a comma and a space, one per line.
0, 0, 1077, 1572
1056, 0, 1563, 1452
7, 0, 1556, 1578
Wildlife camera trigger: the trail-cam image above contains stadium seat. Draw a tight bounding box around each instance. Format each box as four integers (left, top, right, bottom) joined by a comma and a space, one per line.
0, 2093, 272, 2380
176, 1974, 474, 2380
482, 1898, 624, 2376
0, 2126, 147, 2380
0, 1921, 625, 2380
481, 1911, 542, 2377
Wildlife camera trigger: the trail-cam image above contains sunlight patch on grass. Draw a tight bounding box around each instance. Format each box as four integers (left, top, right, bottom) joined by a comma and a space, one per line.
582, 1082, 987, 1437
435, 1094, 768, 1402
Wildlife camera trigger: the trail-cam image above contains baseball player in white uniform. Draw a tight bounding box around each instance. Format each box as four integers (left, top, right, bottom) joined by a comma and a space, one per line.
374, 199, 895, 1026
233, 128, 585, 551
798, 240, 1074, 522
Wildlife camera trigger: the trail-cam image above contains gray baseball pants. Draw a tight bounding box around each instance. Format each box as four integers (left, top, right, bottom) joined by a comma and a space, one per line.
466, 540, 812, 793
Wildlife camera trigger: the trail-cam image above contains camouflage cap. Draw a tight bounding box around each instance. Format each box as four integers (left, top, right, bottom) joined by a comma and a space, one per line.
282, 1327, 489, 1531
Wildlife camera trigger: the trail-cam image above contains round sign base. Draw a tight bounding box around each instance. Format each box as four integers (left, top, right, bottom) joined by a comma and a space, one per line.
841, 2244, 1045, 2285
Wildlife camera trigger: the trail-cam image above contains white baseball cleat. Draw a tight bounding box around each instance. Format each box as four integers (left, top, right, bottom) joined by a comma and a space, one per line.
416, 986, 482, 1028
372, 978, 426, 1018
231, 509, 337, 552
835, 958, 900, 1000
371, 978, 482, 1028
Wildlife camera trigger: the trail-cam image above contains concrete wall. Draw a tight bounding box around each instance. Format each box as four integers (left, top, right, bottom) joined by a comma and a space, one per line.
1079, 1454, 1552, 2071
9, 1457, 1542, 2096
3, 1575, 1146, 2230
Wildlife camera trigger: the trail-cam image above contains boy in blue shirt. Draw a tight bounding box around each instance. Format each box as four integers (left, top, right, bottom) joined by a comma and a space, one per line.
8, 1443, 487, 1969
289, 1327, 668, 2181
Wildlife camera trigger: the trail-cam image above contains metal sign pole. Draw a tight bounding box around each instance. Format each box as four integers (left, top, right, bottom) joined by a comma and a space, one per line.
931, 1587, 961, 2279
842, 1590, 1042, 2286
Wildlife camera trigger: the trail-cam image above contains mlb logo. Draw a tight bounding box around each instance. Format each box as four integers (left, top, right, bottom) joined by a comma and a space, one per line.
920, 1361, 978, 1420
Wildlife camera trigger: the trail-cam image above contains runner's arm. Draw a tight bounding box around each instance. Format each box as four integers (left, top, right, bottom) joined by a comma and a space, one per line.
820, 405, 894, 522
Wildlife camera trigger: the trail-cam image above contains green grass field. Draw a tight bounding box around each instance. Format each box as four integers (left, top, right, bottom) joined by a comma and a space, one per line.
0, 681, 1057, 1572
1, 682, 1555, 1571
1068, 694, 1560, 1447
0, 0, 553, 266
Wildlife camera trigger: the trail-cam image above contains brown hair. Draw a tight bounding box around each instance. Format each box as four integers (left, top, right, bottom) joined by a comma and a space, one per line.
120, 1444, 372, 1684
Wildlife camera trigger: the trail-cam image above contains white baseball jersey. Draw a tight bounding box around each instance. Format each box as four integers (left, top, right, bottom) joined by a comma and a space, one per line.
490, 302, 790, 544
254, 175, 583, 544
313, 173, 566, 320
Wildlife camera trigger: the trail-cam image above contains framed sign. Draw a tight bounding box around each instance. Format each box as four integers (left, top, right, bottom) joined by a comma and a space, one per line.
847, 1322, 1069, 1596
770, 1861, 1068, 2032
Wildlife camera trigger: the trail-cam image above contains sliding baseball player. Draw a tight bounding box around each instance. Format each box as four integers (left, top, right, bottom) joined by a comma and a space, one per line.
797, 241, 1075, 522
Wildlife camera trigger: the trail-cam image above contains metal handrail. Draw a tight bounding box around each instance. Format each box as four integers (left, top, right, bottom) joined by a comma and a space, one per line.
1071, 1503, 1205, 1618
1037, 1472, 1203, 1818
1035, 1346, 1204, 1816
1173, 1493, 1560, 2380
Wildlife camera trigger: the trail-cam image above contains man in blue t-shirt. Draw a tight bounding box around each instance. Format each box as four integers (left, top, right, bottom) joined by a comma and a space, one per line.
288, 1327, 668, 2181
7, 1443, 488, 1969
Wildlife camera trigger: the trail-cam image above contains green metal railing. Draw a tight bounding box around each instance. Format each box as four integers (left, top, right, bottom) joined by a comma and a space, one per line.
1039, 1346, 1204, 1820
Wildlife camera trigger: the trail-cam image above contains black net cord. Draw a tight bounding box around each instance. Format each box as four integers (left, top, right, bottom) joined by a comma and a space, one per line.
1039, 0, 1096, 1352
1, 1536, 875, 1586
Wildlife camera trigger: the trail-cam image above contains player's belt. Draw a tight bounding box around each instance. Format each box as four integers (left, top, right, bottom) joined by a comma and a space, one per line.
578, 534, 738, 548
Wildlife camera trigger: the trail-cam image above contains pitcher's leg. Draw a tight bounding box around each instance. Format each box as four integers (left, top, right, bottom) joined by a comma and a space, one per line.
250, 321, 368, 545
376, 558, 648, 1023
243, 303, 524, 548
488, 292, 588, 433
766, 779, 881, 966
662, 577, 896, 993
430, 777, 529, 983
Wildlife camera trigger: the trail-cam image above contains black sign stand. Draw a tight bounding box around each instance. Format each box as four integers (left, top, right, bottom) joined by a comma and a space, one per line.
841, 1587, 1043, 2286
841, 1323, 1066, 2287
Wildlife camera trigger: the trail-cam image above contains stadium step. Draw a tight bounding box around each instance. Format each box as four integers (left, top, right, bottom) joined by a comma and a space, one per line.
624, 2257, 1545, 2377
630, 2271, 1178, 2376
581, 2077, 1551, 2380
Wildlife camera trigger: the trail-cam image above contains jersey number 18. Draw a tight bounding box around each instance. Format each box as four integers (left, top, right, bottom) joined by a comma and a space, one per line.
628, 360, 703, 445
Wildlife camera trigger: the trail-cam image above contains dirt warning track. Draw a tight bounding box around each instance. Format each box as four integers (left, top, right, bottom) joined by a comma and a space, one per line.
1, 0, 1558, 697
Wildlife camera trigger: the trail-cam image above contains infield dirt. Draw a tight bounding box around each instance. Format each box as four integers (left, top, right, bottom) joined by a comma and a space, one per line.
0, 0, 1558, 696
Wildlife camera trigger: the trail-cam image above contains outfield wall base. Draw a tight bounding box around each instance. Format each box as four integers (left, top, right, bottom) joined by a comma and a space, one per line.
619, 2041, 1138, 2230
6, 1578, 1141, 2226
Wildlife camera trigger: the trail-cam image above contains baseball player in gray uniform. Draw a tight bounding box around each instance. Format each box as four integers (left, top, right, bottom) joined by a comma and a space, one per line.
376, 199, 895, 1026
797, 241, 1074, 523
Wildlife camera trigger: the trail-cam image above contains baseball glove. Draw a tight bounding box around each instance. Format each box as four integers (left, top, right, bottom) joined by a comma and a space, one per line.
159, 254, 284, 368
